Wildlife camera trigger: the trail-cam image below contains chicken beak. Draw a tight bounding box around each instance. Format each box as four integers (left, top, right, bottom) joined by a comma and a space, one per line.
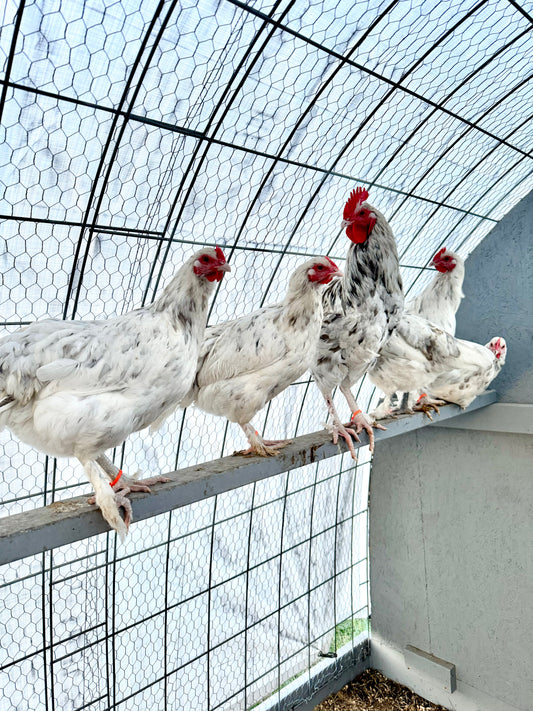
218, 263, 231, 272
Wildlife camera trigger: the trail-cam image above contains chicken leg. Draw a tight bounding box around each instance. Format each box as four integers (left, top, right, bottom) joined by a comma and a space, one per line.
319, 389, 360, 460
96, 455, 170, 493
412, 393, 447, 420
86, 455, 170, 537
339, 383, 385, 454
82, 459, 129, 541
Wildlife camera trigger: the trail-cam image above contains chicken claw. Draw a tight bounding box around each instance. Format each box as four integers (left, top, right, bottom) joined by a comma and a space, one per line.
87, 490, 132, 538
113, 493, 133, 530
370, 395, 399, 421
234, 442, 290, 457
88, 476, 167, 533
87, 456, 170, 537
413, 394, 447, 420
95, 455, 170, 492
370, 403, 398, 421
113, 475, 170, 494
348, 411, 385, 454
324, 421, 360, 460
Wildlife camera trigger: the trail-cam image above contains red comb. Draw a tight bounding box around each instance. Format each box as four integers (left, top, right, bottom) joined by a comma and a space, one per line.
324, 256, 339, 270
433, 247, 447, 260
343, 187, 369, 220
215, 245, 225, 261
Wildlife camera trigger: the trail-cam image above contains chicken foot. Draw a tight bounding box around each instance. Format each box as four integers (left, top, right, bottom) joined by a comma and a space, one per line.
339, 384, 385, 454
235, 424, 292, 457
412, 393, 447, 421
370, 394, 397, 421
86, 455, 170, 536
96, 455, 170, 493
320, 391, 360, 460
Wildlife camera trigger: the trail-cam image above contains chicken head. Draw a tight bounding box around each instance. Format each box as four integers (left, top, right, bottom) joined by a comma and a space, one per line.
340, 187, 377, 244
432, 247, 458, 273
193, 246, 231, 282
307, 256, 342, 285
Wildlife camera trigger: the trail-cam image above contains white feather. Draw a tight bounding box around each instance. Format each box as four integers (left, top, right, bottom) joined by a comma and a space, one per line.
374, 249, 468, 415
370, 313, 506, 410
406, 250, 465, 335
36, 358, 79, 382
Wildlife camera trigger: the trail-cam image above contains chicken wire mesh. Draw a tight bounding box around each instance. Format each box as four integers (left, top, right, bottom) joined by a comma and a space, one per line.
0, 0, 532, 708
1, 453, 371, 711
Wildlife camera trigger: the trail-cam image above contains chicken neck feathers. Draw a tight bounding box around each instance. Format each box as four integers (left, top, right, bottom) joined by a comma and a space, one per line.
406, 259, 464, 335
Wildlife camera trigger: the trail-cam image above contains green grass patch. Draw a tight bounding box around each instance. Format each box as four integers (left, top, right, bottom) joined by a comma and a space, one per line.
330, 616, 370, 653
250, 617, 370, 709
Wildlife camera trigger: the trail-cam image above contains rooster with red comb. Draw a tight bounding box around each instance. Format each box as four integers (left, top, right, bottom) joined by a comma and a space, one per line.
312, 187, 404, 457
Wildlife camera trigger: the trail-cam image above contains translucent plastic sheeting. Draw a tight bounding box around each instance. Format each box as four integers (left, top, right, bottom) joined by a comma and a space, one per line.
0, 0, 531, 708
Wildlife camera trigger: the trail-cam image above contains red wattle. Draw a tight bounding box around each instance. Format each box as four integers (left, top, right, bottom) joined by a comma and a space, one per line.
346, 222, 368, 244
434, 262, 455, 273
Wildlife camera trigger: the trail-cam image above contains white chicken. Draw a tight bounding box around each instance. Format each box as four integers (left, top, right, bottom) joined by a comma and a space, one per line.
181, 256, 342, 456
407, 247, 465, 334
369, 313, 506, 416
311, 187, 404, 457
372, 247, 465, 418
426, 336, 506, 408
0, 247, 230, 539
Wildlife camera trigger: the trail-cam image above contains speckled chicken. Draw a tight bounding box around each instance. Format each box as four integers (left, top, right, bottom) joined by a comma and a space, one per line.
181, 256, 341, 456
0, 247, 230, 539
373, 247, 465, 418
311, 188, 404, 457
369, 314, 506, 417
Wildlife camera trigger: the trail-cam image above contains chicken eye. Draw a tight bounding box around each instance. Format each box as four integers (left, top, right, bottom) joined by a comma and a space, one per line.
201, 255, 210, 263
316, 264, 324, 270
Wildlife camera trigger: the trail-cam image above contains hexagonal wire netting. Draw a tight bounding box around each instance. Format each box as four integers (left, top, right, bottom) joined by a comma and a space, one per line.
0, 0, 532, 708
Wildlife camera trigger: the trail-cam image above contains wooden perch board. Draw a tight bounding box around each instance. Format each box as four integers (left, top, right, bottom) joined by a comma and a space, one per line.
0, 390, 497, 566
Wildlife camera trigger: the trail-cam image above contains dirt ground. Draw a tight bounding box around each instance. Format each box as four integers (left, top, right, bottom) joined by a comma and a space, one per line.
314, 669, 448, 711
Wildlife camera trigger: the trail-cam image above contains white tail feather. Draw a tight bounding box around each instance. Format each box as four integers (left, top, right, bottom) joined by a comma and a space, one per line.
36, 359, 79, 382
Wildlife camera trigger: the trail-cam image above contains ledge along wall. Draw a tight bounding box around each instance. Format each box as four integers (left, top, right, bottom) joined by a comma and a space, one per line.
369, 190, 533, 711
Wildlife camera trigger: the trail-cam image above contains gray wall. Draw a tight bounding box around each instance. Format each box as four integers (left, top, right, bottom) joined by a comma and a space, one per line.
456, 189, 533, 403
369, 191, 533, 711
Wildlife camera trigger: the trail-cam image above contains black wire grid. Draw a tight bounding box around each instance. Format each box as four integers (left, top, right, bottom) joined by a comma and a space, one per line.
1, 454, 371, 710
0, 0, 532, 708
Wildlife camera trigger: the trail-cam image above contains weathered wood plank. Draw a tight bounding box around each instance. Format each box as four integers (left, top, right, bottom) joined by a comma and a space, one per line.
0, 390, 497, 565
